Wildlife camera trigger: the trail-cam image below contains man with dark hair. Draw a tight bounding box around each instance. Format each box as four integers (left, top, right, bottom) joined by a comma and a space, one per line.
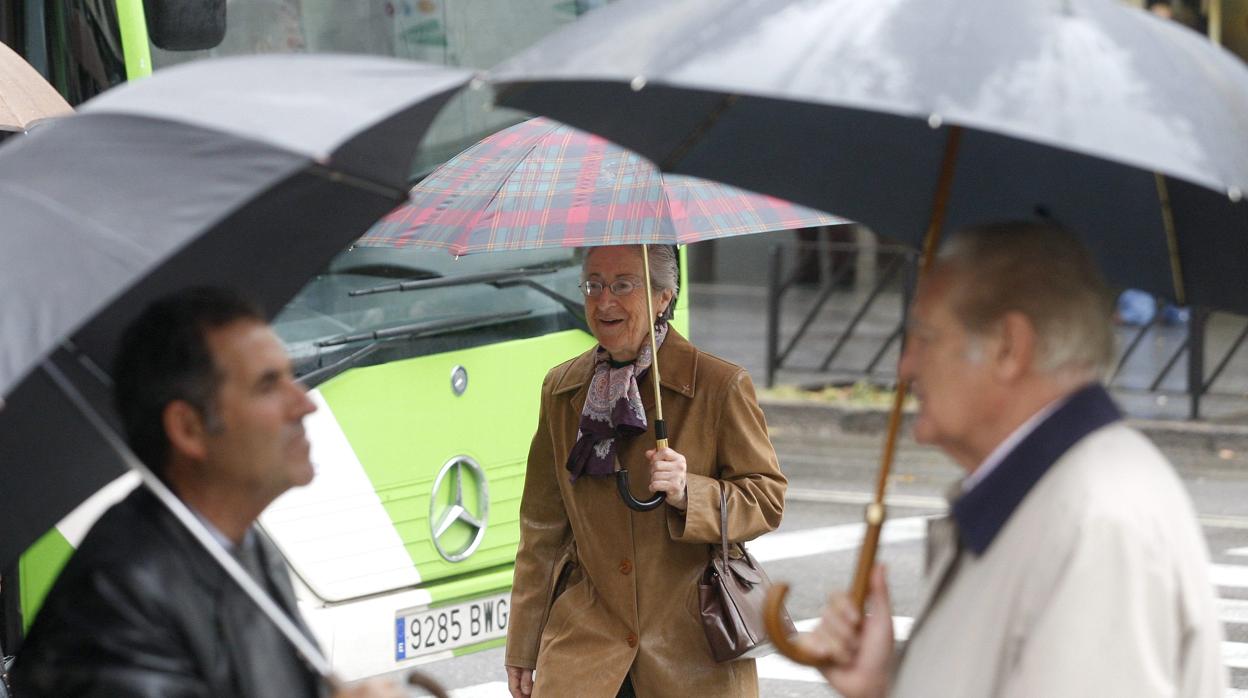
13, 287, 403, 697
802, 223, 1225, 696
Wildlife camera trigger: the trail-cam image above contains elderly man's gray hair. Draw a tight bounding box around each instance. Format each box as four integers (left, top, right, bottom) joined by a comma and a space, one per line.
937, 222, 1114, 377
584, 244, 681, 320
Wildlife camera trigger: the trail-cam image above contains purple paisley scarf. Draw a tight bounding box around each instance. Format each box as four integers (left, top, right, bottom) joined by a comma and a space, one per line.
565, 321, 669, 481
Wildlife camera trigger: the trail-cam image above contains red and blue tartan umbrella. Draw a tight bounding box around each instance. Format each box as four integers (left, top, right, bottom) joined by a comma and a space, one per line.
358, 117, 844, 511
357, 117, 845, 255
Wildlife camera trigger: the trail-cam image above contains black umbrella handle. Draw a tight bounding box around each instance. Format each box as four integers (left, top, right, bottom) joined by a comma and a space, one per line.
617, 470, 665, 511
616, 419, 668, 511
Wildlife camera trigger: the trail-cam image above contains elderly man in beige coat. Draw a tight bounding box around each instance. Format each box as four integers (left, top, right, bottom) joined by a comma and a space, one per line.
802, 223, 1226, 697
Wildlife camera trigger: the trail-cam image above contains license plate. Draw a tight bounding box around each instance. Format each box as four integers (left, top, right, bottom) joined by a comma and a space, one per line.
394, 593, 510, 661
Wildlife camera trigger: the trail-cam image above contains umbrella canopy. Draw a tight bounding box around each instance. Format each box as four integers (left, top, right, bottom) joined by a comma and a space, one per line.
355, 115, 843, 511
0, 54, 472, 570
488, 0, 1248, 655
490, 0, 1248, 314
358, 116, 845, 255
0, 40, 72, 131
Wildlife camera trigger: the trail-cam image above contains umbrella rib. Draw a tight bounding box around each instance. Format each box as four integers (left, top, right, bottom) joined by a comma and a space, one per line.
307, 164, 406, 201
658, 94, 739, 171
1154, 174, 1187, 306
0, 180, 151, 263
457, 119, 559, 253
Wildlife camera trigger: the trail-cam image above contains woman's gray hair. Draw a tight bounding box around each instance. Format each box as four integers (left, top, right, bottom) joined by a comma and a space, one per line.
584, 244, 681, 320
937, 222, 1115, 379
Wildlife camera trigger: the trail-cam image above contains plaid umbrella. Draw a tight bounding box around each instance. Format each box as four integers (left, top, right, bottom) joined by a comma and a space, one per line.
357, 117, 844, 255
360, 117, 843, 511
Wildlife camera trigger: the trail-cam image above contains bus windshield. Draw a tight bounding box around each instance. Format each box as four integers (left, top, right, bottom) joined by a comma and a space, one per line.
142, 1, 613, 374
273, 244, 587, 386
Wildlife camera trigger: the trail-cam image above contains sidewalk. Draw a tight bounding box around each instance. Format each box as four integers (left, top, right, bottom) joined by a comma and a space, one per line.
757, 396, 1248, 454
688, 282, 1248, 448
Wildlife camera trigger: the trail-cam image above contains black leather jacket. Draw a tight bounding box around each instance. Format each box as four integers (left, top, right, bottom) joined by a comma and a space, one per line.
12, 487, 321, 697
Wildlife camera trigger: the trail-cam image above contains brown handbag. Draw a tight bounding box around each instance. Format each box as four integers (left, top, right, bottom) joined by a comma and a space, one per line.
698, 484, 796, 662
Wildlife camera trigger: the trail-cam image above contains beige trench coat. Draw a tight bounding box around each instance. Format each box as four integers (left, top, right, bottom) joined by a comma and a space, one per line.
504, 329, 786, 697
895, 422, 1226, 697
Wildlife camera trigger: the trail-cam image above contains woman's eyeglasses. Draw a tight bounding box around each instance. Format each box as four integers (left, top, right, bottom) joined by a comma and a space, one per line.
578, 278, 642, 298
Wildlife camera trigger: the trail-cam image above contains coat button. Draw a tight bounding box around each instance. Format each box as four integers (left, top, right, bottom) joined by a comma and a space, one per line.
626, 633, 638, 648
619, 558, 633, 575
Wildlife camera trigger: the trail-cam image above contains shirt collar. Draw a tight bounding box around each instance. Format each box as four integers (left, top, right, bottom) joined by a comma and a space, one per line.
952, 383, 1121, 556
189, 506, 255, 553
960, 394, 1069, 494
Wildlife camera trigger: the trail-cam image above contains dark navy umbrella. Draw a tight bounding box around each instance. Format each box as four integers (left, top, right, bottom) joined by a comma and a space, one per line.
0, 54, 470, 683
491, 0, 1248, 315
486, 0, 1248, 663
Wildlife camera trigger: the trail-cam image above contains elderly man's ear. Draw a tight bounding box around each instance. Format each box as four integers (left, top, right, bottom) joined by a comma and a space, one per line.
163, 400, 210, 461
992, 311, 1038, 382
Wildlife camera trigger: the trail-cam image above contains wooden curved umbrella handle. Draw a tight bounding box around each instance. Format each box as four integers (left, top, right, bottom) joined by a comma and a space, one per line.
764, 583, 834, 668
407, 669, 451, 698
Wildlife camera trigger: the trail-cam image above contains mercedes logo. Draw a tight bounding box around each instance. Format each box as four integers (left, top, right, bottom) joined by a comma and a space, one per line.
450, 365, 468, 396
429, 456, 489, 562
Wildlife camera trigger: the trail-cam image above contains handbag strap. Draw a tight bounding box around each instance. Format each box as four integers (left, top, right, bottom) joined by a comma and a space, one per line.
719, 483, 730, 568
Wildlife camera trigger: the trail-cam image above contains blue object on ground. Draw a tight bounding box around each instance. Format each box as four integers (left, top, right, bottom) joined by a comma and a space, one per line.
1162, 303, 1190, 325
1118, 289, 1157, 326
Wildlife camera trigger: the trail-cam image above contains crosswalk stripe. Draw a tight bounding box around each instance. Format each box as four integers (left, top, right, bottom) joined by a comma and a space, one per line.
449, 681, 509, 697
1227, 547, 1248, 557
785, 487, 948, 510
784, 488, 1248, 531
752, 516, 928, 564
1221, 598, 1248, 625
1199, 515, 1248, 531
1213, 564, 1248, 589
1227, 642, 1248, 670
755, 652, 827, 684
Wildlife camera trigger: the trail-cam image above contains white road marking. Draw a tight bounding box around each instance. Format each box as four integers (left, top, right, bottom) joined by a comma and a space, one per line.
1213, 564, 1248, 589
788, 487, 1248, 531
1199, 515, 1248, 531
755, 652, 827, 684
1221, 598, 1248, 625
751, 516, 929, 564
1227, 546, 1248, 557
785, 487, 947, 510
449, 681, 509, 697
1226, 642, 1248, 670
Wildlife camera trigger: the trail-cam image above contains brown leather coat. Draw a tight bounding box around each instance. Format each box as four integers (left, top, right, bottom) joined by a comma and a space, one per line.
505, 329, 786, 697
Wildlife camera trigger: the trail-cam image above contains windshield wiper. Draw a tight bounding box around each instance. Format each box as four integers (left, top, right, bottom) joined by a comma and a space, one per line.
493, 277, 590, 334
298, 310, 532, 388
346, 263, 590, 334
314, 310, 533, 347
348, 265, 562, 297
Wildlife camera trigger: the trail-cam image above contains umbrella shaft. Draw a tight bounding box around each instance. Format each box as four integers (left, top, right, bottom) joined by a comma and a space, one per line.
852, 126, 963, 613
643, 245, 664, 424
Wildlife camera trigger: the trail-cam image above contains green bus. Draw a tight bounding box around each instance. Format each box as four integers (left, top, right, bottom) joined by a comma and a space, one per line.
2, 0, 692, 680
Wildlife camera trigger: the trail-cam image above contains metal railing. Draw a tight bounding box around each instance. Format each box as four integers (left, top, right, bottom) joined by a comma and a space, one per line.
764, 241, 1248, 419
765, 240, 916, 389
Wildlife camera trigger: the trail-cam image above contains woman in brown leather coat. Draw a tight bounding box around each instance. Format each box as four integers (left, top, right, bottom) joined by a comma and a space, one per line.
504, 245, 787, 697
